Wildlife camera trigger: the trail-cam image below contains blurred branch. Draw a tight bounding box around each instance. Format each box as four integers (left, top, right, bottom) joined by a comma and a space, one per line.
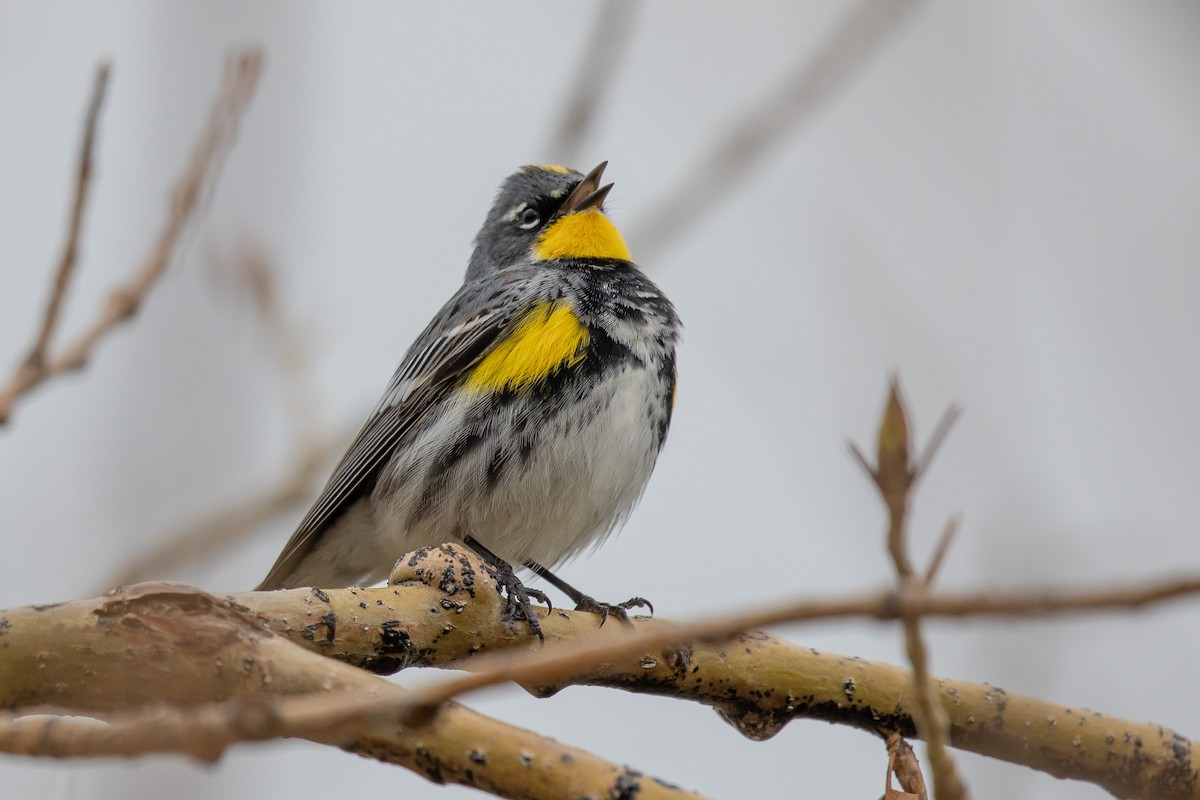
4, 549, 1200, 799
103, 437, 337, 589
104, 242, 340, 589
852, 378, 968, 799
546, 0, 638, 165
0, 50, 263, 425
18, 63, 111, 381
630, 0, 922, 262
0, 582, 703, 800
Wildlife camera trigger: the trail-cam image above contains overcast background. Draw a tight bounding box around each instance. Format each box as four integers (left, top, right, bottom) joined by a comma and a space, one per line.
2, 2, 1199, 797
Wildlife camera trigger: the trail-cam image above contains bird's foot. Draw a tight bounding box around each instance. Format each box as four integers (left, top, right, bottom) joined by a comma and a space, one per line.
573, 594, 654, 627
491, 558, 551, 642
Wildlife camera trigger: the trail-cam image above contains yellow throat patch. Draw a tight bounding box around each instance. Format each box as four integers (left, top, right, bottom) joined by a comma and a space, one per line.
465, 302, 589, 393
534, 208, 632, 262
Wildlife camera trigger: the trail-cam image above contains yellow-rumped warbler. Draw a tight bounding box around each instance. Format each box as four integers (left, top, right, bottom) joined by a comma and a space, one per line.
257, 162, 679, 637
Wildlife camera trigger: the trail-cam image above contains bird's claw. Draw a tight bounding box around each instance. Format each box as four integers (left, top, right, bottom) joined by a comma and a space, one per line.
574, 594, 654, 627
491, 559, 550, 642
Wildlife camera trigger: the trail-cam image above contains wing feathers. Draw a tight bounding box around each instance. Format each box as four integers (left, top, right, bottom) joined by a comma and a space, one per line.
256, 307, 507, 589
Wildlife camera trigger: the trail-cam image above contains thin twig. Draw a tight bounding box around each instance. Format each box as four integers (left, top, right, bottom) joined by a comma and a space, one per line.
631, 0, 923, 262
546, 0, 638, 166
21, 63, 111, 376
861, 380, 968, 799
913, 404, 961, 484
922, 515, 960, 588
0, 50, 263, 426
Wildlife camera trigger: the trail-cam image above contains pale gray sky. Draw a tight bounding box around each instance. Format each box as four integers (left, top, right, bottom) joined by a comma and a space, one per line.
2, 2, 1199, 797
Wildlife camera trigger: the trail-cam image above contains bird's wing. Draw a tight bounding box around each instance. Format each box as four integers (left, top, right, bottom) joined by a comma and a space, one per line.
256, 294, 512, 590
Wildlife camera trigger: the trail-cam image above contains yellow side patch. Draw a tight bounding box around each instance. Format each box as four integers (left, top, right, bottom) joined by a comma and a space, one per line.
536, 164, 571, 174
534, 208, 632, 262
465, 302, 589, 393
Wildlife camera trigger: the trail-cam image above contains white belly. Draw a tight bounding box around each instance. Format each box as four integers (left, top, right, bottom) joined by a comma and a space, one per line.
362, 362, 663, 576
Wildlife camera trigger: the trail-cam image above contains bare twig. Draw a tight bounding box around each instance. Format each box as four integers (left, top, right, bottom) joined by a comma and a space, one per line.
631, 0, 923, 261
20, 63, 111, 378
546, 0, 638, 165
913, 404, 962, 484
0, 50, 263, 425
855, 379, 968, 799
922, 515, 960, 588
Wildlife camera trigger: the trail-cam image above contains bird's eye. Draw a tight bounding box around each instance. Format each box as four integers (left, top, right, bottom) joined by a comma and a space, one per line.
518, 207, 541, 229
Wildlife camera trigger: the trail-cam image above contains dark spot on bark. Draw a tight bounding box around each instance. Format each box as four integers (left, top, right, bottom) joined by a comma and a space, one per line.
302, 612, 337, 643
469, 749, 488, 765
612, 768, 642, 800
310, 587, 330, 604
0, 617, 9, 635
379, 620, 414, 655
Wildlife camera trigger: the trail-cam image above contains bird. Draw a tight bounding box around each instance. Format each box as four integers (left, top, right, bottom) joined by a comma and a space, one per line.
256, 162, 680, 638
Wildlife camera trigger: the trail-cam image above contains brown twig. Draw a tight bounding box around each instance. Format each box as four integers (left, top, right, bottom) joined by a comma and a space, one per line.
922, 515, 960, 588
913, 404, 962, 484
19, 63, 111, 379
546, 0, 638, 166
0, 50, 263, 426
854, 378, 968, 799
630, 0, 923, 262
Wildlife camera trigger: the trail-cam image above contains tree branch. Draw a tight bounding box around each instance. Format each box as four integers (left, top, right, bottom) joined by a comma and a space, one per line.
4, 546, 1199, 798
0, 50, 263, 425
0, 582, 705, 800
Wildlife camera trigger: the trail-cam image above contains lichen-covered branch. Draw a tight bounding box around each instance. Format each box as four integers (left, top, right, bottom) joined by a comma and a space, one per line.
0, 582, 705, 800
254, 546, 1197, 800
2, 546, 1198, 798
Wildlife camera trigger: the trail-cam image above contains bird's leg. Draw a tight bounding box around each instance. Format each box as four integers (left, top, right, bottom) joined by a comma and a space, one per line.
524, 560, 652, 627
462, 536, 550, 642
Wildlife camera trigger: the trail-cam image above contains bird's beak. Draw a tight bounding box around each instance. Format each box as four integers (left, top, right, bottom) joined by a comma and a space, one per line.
556, 161, 613, 216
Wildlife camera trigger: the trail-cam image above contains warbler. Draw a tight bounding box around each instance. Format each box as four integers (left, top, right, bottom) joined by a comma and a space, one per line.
257, 162, 679, 636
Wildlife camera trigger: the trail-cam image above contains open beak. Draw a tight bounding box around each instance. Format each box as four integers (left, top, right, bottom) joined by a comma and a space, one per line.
556, 161, 613, 216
